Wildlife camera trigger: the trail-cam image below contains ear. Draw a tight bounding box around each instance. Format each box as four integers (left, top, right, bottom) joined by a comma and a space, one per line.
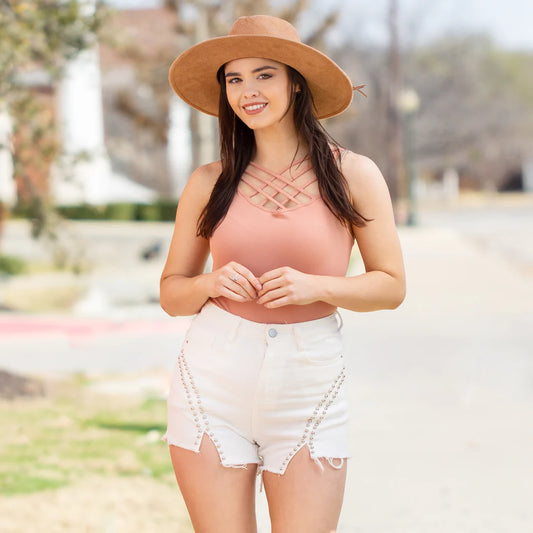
295, 84, 301, 93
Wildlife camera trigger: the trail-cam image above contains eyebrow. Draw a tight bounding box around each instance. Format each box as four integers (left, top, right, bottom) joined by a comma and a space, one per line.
224, 65, 279, 78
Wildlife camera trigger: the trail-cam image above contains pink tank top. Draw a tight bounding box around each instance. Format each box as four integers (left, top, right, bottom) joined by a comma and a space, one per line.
210, 156, 354, 324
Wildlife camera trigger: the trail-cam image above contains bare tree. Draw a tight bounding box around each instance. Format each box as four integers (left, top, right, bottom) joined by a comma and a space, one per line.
0, 0, 108, 259
332, 30, 533, 192
385, 0, 403, 205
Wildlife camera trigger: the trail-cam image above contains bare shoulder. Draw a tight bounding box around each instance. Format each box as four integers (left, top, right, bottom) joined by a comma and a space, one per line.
340, 151, 385, 189
339, 151, 391, 212
183, 160, 222, 201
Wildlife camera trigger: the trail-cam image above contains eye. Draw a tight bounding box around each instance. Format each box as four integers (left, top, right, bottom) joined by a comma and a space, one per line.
258, 73, 272, 80
226, 77, 241, 85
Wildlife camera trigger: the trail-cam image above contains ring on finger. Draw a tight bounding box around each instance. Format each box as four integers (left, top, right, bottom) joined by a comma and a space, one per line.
231, 274, 238, 282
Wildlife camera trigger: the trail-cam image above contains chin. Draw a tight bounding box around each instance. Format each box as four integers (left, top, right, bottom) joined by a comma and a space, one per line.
241, 117, 269, 130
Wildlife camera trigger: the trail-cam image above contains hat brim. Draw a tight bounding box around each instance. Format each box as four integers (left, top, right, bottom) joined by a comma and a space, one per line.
169, 35, 353, 120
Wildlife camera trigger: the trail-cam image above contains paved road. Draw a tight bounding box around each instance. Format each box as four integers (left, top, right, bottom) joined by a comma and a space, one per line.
1, 194, 532, 532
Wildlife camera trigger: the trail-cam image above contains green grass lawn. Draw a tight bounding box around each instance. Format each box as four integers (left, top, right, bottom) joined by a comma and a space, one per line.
0, 379, 175, 496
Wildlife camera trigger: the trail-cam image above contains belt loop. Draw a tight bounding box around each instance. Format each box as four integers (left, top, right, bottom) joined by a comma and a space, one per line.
292, 324, 305, 351
335, 311, 344, 332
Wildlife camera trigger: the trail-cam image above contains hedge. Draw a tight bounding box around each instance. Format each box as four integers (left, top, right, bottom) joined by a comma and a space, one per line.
0, 255, 27, 275
11, 201, 178, 222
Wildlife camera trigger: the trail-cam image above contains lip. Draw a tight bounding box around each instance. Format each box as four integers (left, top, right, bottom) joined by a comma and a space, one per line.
242, 102, 268, 115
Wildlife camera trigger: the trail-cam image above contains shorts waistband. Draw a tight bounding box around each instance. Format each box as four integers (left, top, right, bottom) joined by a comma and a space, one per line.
197, 301, 343, 340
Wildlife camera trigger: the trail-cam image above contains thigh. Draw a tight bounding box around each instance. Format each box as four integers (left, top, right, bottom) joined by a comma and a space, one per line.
263, 446, 347, 533
170, 435, 258, 533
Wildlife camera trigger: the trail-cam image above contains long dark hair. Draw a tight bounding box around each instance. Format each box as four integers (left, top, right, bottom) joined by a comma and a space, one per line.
196, 65, 369, 238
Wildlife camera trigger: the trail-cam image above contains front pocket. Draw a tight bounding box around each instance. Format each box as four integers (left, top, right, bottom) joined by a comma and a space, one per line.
301, 333, 344, 365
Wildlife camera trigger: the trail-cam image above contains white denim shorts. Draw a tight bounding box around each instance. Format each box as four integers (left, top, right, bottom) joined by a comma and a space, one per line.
163, 301, 350, 475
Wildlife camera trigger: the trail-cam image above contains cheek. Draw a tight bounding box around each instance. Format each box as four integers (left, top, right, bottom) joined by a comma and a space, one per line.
225, 87, 240, 113
274, 87, 292, 111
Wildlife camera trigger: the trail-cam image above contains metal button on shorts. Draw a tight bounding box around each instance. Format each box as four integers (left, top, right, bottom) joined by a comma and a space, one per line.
268, 328, 278, 338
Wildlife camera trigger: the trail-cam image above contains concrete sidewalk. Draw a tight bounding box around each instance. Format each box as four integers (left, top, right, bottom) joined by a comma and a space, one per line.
334, 225, 533, 532
1, 198, 532, 531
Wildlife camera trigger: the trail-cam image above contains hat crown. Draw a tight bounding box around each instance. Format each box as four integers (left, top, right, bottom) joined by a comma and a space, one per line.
229, 15, 301, 43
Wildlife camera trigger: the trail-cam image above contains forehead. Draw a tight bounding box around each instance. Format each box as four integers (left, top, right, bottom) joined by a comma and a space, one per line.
224, 57, 287, 73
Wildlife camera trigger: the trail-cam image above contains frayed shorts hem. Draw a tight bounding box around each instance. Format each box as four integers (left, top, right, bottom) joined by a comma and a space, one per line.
164, 433, 349, 479
162, 432, 261, 470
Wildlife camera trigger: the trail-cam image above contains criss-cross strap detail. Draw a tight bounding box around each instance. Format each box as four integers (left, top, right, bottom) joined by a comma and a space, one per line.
239, 157, 318, 213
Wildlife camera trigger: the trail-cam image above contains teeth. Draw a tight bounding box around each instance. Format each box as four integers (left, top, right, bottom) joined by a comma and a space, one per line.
244, 104, 266, 111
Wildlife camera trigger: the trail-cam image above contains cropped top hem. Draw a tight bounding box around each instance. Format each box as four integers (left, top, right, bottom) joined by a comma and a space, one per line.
210, 297, 338, 325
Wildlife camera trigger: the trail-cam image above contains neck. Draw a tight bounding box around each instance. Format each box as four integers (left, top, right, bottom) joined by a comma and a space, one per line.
252, 119, 307, 169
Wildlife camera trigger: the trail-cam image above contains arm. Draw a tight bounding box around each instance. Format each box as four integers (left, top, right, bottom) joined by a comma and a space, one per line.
160, 162, 261, 317
257, 152, 406, 312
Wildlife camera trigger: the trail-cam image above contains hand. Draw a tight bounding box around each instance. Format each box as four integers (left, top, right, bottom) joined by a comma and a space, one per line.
207, 261, 262, 302
256, 267, 319, 308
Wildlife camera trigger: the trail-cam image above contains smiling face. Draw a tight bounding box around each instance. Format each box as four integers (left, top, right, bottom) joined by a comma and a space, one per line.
223, 57, 296, 131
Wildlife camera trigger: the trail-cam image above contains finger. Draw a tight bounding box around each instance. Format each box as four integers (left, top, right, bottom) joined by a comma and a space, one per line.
230, 272, 258, 299
258, 268, 283, 285
229, 266, 262, 299
218, 284, 249, 302
229, 274, 257, 300
263, 295, 291, 308
233, 266, 262, 291
257, 277, 284, 298
257, 287, 287, 305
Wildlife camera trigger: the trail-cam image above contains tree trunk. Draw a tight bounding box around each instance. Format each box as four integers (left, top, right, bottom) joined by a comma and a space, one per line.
385, 0, 403, 206
189, 4, 217, 169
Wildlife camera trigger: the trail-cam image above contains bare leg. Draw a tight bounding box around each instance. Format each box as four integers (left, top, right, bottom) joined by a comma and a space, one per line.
169, 435, 258, 533
263, 446, 347, 533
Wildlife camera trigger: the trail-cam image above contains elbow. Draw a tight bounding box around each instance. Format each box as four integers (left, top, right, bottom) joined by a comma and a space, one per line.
159, 277, 181, 316
159, 289, 205, 317
389, 282, 406, 309
159, 292, 179, 317
377, 273, 406, 310
159, 301, 174, 317
388, 293, 405, 310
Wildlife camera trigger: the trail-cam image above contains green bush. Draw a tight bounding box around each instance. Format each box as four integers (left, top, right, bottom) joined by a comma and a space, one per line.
57, 204, 107, 220
105, 203, 137, 220
156, 200, 178, 221
10, 202, 41, 219
135, 201, 178, 222
12, 201, 178, 222
135, 204, 160, 221
0, 255, 27, 275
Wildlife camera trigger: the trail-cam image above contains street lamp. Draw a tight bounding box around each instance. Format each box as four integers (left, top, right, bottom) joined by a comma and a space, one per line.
397, 88, 420, 226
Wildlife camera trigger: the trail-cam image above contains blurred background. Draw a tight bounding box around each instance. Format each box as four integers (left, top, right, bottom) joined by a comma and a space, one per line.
0, 1, 532, 532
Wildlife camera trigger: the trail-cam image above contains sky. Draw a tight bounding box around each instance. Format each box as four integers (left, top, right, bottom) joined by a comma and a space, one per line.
107, 0, 533, 51
344, 0, 533, 50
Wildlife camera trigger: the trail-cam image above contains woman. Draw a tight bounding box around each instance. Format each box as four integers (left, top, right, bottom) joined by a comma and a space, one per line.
161, 15, 405, 533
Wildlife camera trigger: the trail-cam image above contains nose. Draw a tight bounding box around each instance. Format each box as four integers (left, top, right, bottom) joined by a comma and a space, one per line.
243, 81, 259, 99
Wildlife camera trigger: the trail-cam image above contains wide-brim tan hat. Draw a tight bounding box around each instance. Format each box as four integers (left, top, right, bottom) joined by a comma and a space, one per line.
169, 15, 363, 120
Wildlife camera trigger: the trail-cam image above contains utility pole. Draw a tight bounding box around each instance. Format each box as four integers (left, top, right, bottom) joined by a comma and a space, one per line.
385, 0, 403, 207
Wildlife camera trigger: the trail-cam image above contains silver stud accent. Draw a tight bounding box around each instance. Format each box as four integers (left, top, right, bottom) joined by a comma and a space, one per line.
177, 350, 227, 462
280, 366, 346, 468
